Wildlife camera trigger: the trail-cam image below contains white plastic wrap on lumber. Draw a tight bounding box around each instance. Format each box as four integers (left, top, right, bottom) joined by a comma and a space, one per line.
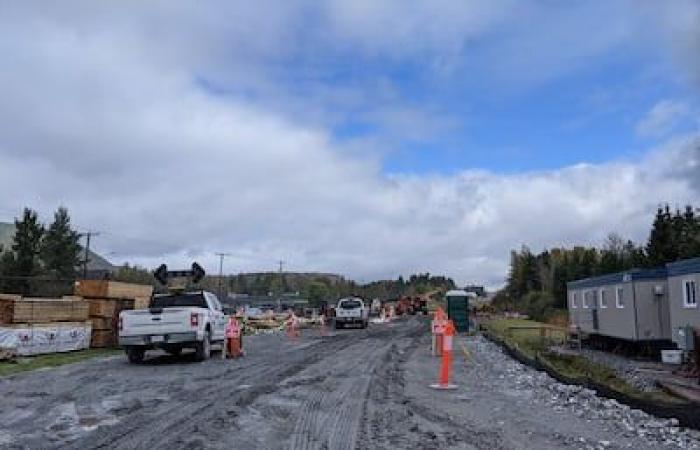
0, 321, 92, 356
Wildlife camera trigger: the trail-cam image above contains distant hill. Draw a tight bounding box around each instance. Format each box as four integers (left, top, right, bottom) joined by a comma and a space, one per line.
0, 222, 115, 272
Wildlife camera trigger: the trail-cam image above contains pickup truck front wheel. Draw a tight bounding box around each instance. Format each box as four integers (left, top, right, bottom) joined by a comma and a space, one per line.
195, 330, 211, 361
126, 346, 145, 364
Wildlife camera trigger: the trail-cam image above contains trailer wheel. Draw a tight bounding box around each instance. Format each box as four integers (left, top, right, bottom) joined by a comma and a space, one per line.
126, 346, 145, 364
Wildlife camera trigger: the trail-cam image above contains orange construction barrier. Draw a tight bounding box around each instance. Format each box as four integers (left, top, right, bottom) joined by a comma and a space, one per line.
431, 308, 448, 356
224, 316, 242, 359
431, 320, 457, 390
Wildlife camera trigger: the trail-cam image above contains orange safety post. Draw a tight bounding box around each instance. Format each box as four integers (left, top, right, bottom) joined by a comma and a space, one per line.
225, 316, 242, 359
431, 320, 457, 390
431, 308, 447, 356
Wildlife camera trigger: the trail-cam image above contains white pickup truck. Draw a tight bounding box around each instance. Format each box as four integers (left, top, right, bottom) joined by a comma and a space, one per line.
118, 291, 227, 363
334, 297, 369, 329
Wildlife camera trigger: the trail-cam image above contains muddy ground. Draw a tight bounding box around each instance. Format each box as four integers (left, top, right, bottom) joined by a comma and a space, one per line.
1, 316, 699, 449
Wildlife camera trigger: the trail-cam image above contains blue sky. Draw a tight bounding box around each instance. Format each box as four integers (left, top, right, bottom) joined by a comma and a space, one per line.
0, 1, 699, 286
191, 1, 700, 177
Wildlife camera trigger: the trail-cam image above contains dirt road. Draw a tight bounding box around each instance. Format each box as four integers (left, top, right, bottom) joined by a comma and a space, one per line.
1, 317, 699, 449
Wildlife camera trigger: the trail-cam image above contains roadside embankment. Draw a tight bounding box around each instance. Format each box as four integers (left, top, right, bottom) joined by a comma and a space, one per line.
481, 318, 700, 430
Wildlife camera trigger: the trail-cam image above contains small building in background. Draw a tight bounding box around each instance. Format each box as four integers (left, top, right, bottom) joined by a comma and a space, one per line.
666, 257, 700, 348
567, 267, 671, 342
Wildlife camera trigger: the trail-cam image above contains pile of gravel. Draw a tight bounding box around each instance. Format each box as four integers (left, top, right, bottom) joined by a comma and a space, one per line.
471, 336, 700, 449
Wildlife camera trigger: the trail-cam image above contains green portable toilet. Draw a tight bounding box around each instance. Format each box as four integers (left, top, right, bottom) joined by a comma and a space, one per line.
446, 290, 470, 332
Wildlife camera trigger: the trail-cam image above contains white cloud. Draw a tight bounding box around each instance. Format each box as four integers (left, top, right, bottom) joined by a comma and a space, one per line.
635, 100, 691, 138
0, 2, 699, 290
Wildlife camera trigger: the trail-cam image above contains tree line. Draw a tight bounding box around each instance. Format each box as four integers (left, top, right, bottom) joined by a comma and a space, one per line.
204, 272, 456, 307
497, 204, 700, 321
0, 207, 83, 295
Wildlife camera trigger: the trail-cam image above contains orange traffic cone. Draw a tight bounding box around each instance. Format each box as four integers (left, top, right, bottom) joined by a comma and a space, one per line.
431, 320, 457, 390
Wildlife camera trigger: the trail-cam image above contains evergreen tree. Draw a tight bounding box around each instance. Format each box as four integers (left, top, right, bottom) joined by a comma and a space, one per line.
5, 208, 44, 293
646, 205, 676, 266
9, 208, 44, 276
40, 207, 81, 278
678, 205, 700, 259
304, 281, 329, 307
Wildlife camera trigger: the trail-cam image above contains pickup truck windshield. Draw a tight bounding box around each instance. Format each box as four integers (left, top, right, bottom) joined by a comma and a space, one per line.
150, 294, 207, 309
340, 299, 361, 309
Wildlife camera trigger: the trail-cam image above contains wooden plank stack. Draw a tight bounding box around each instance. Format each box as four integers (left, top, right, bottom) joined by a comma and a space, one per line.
0, 294, 93, 356
0, 295, 89, 324
86, 298, 134, 348
74, 280, 153, 348
74, 280, 153, 309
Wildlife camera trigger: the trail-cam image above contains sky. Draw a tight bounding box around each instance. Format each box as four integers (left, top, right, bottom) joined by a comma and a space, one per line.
0, 1, 699, 288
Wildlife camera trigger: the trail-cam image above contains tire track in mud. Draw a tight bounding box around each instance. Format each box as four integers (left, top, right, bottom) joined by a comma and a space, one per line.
66, 336, 361, 450
231, 317, 428, 450
358, 329, 506, 450
2, 318, 428, 450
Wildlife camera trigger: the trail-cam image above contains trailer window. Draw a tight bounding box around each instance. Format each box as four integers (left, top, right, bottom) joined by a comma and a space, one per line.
570, 292, 578, 309
615, 287, 624, 308
599, 290, 607, 309
582, 291, 589, 309
683, 280, 697, 308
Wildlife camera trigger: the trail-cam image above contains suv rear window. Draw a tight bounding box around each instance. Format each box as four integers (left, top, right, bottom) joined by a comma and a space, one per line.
150, 294, 207, 309
340, 299, 361, 309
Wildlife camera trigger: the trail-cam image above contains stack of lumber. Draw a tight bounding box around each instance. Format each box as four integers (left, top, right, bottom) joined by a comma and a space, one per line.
0, 294, 92, 355
86, 298, 134, 347
74, 280, 153, 309
74, 280, 153, 348
0, 294, 89, 324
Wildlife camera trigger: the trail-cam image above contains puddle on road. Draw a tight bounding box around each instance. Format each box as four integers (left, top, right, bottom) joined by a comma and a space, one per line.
43, 397, 126, 442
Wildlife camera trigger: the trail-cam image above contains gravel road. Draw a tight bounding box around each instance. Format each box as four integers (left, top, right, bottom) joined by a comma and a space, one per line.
1, 316, 699, 450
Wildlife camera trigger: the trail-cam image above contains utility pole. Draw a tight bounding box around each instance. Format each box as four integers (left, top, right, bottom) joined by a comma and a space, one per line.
81, 231, 100, 280
277, 260, 285, 309
215, 252, 231, 299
